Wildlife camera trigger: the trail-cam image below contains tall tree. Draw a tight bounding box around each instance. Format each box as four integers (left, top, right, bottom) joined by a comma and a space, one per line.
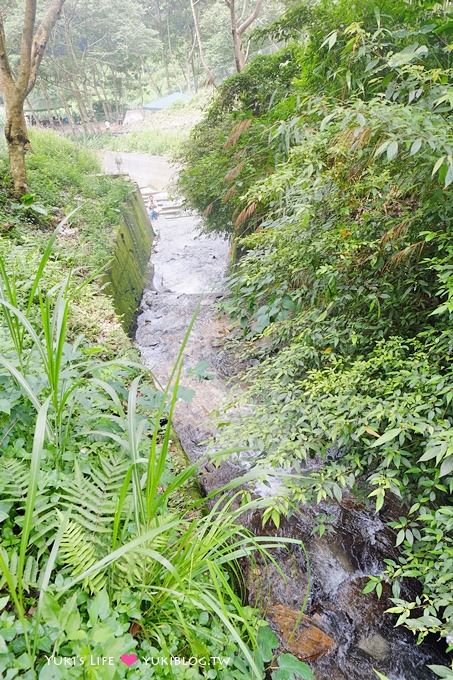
0, 0, 66, 195
40, 0, 158, 128
224, 0, 264, 72
190, 0, 216, 87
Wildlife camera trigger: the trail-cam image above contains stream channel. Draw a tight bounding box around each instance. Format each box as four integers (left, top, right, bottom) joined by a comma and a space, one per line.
102, 151, 449, 680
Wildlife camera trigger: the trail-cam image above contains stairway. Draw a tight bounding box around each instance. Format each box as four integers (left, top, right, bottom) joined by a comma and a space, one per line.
140, 188, 185, 220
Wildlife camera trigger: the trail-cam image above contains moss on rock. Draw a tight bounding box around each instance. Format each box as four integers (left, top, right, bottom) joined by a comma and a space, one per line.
105, 187, 153, 332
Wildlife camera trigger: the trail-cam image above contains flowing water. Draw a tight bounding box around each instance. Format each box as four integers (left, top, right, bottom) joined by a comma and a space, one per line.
102, 152, 449, 680
247, 503, 447, 680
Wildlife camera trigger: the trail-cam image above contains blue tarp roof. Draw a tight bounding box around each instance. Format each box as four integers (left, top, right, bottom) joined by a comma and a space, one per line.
143, 92, 191, 111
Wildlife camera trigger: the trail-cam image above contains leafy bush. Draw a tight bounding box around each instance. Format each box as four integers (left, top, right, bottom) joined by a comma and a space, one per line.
179, 0, 453, 663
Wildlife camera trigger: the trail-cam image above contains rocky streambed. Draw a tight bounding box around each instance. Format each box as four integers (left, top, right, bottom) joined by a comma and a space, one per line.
102, 152, 449, 680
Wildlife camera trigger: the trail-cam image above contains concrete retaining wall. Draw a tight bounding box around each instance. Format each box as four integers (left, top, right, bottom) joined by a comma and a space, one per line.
105, 186, 152, 332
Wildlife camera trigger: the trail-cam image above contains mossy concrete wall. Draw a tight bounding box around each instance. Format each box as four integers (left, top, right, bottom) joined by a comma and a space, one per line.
105, 186, 152, 332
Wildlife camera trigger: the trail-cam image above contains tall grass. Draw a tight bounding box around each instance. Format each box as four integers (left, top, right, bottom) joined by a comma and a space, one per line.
0, 231, 308, 677
80, 128, 187, 156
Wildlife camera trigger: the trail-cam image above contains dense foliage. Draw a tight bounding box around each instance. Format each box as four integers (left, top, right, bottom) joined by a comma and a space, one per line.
0, 133, 312, 679
179, 0, 453, 665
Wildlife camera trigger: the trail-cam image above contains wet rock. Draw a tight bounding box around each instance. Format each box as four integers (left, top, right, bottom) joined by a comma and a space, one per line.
334, 576, 390, 627
357, 633, 390, 660
247, 551, 309, 610
198, 460, 242, 496
269, 604, 335, 661
310, 537, 356, 594
339, 491, 365, 511
337, 506, 396, 569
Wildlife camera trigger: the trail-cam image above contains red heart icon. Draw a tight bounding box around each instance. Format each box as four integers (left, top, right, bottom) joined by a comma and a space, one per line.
120, 653, 138, 667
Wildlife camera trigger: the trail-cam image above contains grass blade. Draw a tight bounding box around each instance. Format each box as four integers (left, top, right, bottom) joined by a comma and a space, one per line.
17, 399, 50, 603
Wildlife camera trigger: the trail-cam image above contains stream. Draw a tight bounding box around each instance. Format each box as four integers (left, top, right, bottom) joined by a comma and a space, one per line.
101, 152, 448, 680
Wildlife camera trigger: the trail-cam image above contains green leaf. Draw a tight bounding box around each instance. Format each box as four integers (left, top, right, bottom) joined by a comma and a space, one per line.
388, 44, 428, 68
386, 140, 398, 161
30, 204, 49, 216
410, 139, 422, 155
395, 529, 405, 546
375, 140, 389, 158
18, 399, 50, 599
445, 164, 453, 188
370, 428, 400, 448
0, 398, 12, 414
375, 493, 384, 512
440, 456, 453, 478
257, 625, 278, 662
321, 31, 337, 51
320, 112, 337, 131
362, 580, 376, 594
198, 610, 209, 625
273, 654, 314, 680
177, 385, 196, 402
88, 589, 110, 623
41, 592, 61, 628
432, 156, 446, 177
427, 666, 453, 679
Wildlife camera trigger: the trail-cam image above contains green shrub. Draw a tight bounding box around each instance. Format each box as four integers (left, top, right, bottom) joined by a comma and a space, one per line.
178, 0, 453, 660
84, 128, 187, 156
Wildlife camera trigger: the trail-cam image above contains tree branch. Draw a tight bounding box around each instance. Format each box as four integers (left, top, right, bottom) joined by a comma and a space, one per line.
0, 15, 15, 90
190, 0, 216, 87
27, 0, 66, 95
17, 0, 37, 95
238, 0, 264, 36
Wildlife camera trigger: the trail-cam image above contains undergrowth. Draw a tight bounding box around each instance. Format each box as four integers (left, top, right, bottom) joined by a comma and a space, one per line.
179, 0, 453, 672
0, 131, 313, 679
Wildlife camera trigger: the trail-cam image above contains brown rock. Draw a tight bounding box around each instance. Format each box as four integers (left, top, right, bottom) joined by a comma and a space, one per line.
269, 604, 335, 661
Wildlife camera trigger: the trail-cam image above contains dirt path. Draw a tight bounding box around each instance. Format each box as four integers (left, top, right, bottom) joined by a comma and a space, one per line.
101, 151, 173, 191
101, 151, 232, 461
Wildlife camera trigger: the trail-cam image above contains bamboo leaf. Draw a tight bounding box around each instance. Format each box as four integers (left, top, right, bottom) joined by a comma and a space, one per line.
370, 428, 401, 448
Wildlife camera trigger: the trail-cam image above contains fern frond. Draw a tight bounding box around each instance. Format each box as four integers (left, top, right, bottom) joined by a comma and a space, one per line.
58, 457, 130, 542
0, 459, 30, 500
58, 520, 106, 593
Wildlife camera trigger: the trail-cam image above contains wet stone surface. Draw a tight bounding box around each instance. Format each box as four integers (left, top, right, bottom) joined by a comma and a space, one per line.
246, 508, 447, 680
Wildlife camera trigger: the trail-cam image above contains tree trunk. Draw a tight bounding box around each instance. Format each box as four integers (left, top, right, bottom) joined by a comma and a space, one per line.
60, 90, 76, 132
41, 79, 55, 123
0, 0, 67, 195
4, 96, 30, 197
98, 72, 114, 121
225, 0, 263, 73
188, 32, 198, 92
190, 0, 216, 88
229, 1, 246, 72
